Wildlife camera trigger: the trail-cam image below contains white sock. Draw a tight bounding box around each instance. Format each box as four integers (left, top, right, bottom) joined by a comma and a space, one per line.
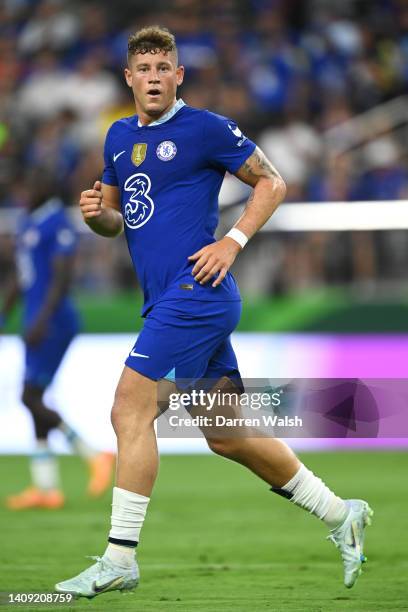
58, 422, 96, 460
279, 464, 348, 529
104, 487, 150, 566
30, 440, 60, 491
103, 543, 135, 568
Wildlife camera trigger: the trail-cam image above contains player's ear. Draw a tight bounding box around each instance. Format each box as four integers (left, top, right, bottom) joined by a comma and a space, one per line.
176, 65, 184, 86
124, 67, 132, 88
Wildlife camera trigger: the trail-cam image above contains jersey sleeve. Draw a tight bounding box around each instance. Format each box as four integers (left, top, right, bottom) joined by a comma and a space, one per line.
203, 111, 256, 174
102, 124, 119, 186
53, 212, 78, 257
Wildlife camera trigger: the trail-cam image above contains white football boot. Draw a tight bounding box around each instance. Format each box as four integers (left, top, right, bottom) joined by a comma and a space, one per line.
327, 499, 373, 588
55, 555, 139, 598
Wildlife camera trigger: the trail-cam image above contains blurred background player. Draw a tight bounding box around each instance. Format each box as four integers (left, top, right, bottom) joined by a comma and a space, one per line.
0, 167, 114, 509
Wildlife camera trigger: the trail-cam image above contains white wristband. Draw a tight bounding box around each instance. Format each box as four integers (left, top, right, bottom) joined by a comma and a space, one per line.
225, 228, 248, 249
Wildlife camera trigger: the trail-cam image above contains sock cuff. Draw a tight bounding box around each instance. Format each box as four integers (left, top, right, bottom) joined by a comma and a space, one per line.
112, 486, 150, 504
32, 440, 52, 459
281, 463, 333, 519
108, 536, 138, 548
109, 487, 149, 545
36, 440, 49, 449
282, 463, 309, 493
270, 486, 294, 500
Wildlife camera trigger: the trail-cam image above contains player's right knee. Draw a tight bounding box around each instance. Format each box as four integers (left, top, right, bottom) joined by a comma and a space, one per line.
110, 399, 154, 438
111, 368, 158, 438
110, 403, 123, 434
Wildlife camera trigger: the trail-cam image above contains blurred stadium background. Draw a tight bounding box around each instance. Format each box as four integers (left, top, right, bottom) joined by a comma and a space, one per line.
1, 1, 408, 609
1, 0, 408, 453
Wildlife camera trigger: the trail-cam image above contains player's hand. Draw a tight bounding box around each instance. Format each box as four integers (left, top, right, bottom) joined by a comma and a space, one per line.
188, 237, 241, 287
24, 320, 47, 346
79, 181, 103, 221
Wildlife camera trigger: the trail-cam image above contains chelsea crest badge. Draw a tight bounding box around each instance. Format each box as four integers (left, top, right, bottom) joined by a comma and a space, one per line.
156, 140, 177, 161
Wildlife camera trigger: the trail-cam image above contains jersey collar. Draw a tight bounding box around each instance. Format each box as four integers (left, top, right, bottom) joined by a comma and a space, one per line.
137, 98, 185, 128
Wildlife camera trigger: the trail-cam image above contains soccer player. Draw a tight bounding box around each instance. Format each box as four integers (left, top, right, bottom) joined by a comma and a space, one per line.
55, 26, 372, 596
1, 167, 114, 509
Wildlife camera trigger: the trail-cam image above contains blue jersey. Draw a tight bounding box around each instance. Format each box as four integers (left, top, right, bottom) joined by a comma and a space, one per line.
102, 100, 256, 316
16, 198, 80, 332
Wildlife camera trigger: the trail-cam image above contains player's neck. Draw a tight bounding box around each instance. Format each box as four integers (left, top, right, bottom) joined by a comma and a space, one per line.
137, 98, 178, 126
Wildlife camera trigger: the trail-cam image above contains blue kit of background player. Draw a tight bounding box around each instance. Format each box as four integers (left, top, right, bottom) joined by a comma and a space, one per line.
17, 195, 80, 388
1, 169, 115, 509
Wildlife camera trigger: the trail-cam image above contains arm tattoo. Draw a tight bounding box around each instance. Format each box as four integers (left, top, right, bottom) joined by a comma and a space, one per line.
237, 147, 282, 185
233, 148, 286, 235
246, 191, 255, 205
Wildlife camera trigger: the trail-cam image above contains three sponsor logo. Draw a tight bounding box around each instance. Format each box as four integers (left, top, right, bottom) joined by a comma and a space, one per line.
123, 173, 154, 230
114, 142, 177, 229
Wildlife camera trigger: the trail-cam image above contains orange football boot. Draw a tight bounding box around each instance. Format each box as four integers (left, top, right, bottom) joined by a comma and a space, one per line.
87, 452, 115, 497
6, 487, 65, 510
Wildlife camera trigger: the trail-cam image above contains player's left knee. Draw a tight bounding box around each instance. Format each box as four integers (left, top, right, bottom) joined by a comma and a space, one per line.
206, 436, 244, 458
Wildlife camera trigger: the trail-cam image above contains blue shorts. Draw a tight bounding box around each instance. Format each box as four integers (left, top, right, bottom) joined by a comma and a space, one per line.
125, 299, 242, 389
24, 329, 76, 389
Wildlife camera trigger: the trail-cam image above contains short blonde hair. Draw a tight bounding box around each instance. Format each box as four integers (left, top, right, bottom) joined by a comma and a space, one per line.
127, 26, 177, 64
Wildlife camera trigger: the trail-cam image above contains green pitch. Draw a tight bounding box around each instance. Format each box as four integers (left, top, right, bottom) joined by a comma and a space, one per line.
0, 451, 407, 611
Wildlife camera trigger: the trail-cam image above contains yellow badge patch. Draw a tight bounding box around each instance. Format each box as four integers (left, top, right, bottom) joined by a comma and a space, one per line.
132, 143, 147, 167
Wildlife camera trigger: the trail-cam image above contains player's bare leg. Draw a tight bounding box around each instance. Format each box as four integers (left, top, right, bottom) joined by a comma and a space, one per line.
55, 367, 159, 597
198, 377, 373, 588
112, 367, 159, 495
190, 378, 300, 486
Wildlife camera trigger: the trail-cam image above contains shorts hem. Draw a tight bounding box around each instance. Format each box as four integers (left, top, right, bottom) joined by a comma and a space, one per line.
124, 357, 163, 382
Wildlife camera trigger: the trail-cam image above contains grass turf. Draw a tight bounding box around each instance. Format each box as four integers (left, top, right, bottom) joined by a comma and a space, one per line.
0, 452, 407, 611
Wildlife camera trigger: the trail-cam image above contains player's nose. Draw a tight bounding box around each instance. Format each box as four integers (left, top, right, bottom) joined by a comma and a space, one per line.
148, 69, 160, 82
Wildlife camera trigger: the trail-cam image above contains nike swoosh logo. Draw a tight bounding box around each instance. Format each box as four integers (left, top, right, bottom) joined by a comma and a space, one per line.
130, 350, 150, 358
93, 576, 124, 593
350, 521, 360, 553
113, 150, 126, 162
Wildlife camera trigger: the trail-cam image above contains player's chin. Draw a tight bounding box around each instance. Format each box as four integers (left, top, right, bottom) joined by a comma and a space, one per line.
145, 98, 164, 112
